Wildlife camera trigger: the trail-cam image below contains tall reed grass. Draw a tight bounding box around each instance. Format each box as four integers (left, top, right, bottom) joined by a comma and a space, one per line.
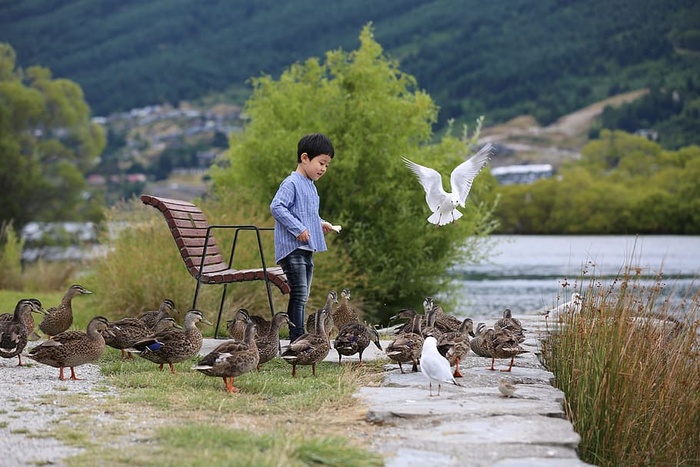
541, 267, 700, 466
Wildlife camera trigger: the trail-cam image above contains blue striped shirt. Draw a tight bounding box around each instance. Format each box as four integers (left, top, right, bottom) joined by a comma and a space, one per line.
270, 171, 327, 264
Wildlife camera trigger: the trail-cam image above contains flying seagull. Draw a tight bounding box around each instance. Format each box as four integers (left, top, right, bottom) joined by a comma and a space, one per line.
402, 143, 493, 226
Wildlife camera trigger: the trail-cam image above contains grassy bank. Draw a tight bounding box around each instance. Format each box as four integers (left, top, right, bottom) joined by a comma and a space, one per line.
541, 272, 700, 466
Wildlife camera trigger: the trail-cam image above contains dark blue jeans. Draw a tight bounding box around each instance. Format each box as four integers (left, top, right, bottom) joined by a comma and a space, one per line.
279, 249, 314, 341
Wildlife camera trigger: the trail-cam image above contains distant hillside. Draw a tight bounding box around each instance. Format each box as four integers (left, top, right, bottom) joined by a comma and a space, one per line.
1, 0, 699, 145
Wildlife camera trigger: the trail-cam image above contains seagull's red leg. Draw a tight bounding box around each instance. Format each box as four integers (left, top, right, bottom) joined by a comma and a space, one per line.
168, 362, 175, 374
69, 367, 81, 380
59, 367, 66, 380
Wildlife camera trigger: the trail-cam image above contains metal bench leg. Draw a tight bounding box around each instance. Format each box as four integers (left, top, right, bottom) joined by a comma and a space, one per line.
214, 283, 229, 338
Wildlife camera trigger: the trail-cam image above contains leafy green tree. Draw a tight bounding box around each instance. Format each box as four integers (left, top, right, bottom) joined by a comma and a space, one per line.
0, 43, 105, 229
211, 25, 498, 321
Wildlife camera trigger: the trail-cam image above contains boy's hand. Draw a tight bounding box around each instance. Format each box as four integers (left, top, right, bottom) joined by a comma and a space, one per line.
321, 222, 342, 234
297, 230, 310, 242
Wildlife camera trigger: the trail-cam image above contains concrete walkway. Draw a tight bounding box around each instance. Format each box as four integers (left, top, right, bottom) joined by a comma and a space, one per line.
203, 314, 594, 467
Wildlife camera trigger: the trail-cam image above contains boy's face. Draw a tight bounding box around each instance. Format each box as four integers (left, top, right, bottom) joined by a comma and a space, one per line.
299, 153, 332, 181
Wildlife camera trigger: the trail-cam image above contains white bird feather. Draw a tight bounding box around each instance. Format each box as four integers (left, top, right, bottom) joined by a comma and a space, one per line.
420, 336, 460, 396
402, 143, 493, 226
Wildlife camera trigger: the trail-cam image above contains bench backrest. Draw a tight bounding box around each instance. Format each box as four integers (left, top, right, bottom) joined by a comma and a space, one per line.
140, 194, 228, 279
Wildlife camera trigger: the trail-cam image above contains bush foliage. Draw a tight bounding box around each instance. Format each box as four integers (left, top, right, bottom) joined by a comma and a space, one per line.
210, 25, 498, 323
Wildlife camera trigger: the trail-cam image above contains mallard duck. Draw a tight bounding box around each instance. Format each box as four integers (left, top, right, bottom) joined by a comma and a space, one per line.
105, 316, 152, 360
425, 297, 462, 333
27, 316, 111, 380
281, 303, 332, 377
421, 304, 444, 341
469, 322, 523, 372
421, 336, 461, 396
193, 310, 259, 393
331, 288, 359, 336
306, 290, 338, 337
0, 299, 45, 366
437, 317, 474, 378
139, 298, 178, 331
256, 312, 293, 369
0, 298, 45, 341
385, 308, 424, 374
38, 284, 92, 337
334, 321, 382, 365
226, 308, 271, 341
129, 309, 212, 373
494, 308, 525, 343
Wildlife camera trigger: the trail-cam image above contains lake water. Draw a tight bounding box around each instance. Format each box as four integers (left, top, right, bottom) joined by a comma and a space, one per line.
446, 235, 700, 321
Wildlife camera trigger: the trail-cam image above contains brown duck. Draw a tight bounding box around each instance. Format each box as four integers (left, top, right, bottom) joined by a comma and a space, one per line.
129, 309, 211, 373
226, 308, 271, 341
470, 322, 523, 372
331, 288, 359, 337
0, 299, 45, 366
139, 298, 178, 331
0, 298, 45, 341
105, 316, 152, 359
334, 321, 382, 365
193, 310, 259, 393
305, 290, 338, 337
437, 317, 474, 377
385, 308, 424, 373
38, 284, 92, 337
281, 304, 332, 377
28, 316, 111, 380
255, 311, 293, 369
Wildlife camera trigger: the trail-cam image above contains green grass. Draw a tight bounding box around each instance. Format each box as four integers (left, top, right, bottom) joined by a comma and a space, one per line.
541, 272, 700, 466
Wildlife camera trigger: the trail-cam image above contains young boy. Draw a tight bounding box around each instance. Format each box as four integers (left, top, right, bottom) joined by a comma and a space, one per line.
270, 133, 336, 342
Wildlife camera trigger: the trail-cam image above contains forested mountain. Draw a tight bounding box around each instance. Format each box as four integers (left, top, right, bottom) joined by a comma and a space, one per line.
1, 0, 699, 147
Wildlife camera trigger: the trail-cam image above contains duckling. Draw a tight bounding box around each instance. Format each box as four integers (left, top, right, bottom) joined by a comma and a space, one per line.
306, 290, 338, 337
281, 304, 332, 377
193, 310, 259, 393
331, 289, 359, 337
0, 298, 45, 341
104, 316, 152, 360
255, 312, 293, 369
0, 299, 45, 366
129, 309, 212, 374
494, 308, 525, 343
38, 284, 93, 337
385, 308, 424, 374
226, 309, 271, 341
334, 321, 382, 365
139, 298, 178, 330
437, 317, 474, 378
27, 316, 111, 380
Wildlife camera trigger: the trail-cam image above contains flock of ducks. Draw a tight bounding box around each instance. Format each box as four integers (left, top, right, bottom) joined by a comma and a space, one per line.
0, 283, 528, 397
385, 297, 527, 395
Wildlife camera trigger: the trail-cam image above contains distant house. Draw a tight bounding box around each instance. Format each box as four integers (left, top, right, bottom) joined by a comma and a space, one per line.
491, 164, 554, 185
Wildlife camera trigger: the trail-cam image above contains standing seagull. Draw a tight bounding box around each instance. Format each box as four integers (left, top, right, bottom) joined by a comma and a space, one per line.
420, 336, 460, 396
403, 143, 493, 226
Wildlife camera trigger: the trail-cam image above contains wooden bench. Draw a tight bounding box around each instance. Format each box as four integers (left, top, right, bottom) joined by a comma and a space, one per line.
140, 194, 290, 337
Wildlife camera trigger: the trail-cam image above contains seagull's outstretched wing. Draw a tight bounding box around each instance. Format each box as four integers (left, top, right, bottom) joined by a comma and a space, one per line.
450, 143, 494, 207
402, 157, 446, 212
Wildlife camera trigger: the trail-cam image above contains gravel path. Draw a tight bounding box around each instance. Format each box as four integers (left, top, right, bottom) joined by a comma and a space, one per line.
0, 346, 119, 467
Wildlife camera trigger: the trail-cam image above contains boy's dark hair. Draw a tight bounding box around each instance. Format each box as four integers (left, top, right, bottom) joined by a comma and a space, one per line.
297, 133, 334, 162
